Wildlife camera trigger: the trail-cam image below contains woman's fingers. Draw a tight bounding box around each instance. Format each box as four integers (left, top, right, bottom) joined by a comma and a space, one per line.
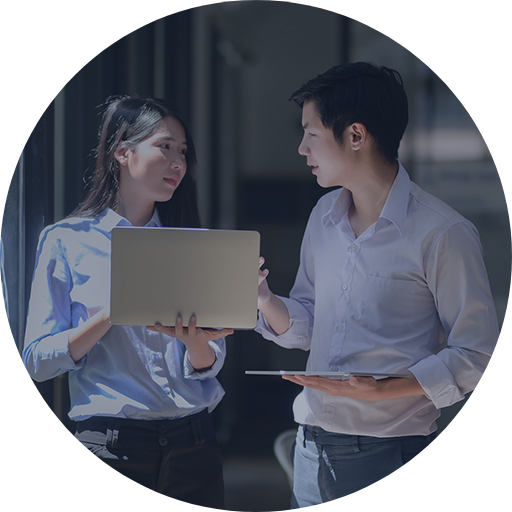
147, 323, 176, 336
188, 315, 197, 338
173, 315, 183, 338
204, 328, 234, 340
147, 315, 234, 341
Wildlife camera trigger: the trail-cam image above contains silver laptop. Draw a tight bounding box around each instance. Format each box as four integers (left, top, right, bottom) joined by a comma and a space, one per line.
110, 226, 260, 329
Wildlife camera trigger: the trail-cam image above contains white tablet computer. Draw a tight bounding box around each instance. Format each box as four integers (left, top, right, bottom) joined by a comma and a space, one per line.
110, 226, 260, 328
245, 370, 410, 379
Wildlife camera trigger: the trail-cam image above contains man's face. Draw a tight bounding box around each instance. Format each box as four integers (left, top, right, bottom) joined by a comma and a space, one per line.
298, 100, 349, 188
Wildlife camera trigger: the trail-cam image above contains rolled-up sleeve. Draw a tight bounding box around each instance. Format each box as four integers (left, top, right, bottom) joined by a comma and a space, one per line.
183, 338, 227, 380
22, 229, 83, 382
256, 296, 312, 350
255, 216, 316, 351
409, 221, 499, 409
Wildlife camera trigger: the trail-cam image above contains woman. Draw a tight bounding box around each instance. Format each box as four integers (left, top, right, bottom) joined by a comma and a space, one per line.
22, 96, 232, 508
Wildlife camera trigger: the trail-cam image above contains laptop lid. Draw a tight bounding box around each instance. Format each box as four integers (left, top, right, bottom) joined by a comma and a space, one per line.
110, 226, 260, 329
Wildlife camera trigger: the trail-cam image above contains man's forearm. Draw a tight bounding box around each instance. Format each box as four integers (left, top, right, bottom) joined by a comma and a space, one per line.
259, 293, 290, 336
376, 372, 427, 400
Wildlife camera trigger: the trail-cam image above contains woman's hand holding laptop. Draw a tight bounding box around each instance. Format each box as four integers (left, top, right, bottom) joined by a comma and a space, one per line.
147, 314, 234, 370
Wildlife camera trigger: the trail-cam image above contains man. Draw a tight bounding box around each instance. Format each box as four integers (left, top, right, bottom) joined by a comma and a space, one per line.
256, 62, 499, 506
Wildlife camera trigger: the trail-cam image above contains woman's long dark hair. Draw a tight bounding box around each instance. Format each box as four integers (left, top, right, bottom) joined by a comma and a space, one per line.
71, 95, 201, 228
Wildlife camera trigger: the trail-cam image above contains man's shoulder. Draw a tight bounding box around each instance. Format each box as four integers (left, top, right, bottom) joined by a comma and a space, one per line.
409, 181, 469, 227
311, 188, 343, 215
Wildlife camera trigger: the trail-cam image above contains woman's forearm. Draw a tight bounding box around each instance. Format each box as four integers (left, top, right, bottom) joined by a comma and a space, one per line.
68, 308, 112, 362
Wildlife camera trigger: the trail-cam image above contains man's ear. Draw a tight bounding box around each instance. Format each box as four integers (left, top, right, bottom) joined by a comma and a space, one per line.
348, 122, 368, 150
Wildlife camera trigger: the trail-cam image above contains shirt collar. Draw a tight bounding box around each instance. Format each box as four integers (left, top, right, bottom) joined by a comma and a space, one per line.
379, 162, 410, 235
322, 161, 411, 235
98, 207, 162, 232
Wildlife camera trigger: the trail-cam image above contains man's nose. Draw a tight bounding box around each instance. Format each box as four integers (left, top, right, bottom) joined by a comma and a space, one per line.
298, 136, 309, 156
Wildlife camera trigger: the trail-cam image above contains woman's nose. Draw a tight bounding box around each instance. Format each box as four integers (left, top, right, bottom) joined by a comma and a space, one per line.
171, 153, 185, 169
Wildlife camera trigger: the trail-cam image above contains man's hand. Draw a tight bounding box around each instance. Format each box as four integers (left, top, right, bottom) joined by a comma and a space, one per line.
258, 256, 272, 308
282, 372, 426, 401
256, 256, 290, 335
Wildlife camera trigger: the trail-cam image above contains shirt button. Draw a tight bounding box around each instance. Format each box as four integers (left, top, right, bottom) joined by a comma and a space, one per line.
337, 325, 344, 332
159, 438, 168, 447
349, 244, 357, 251
325, 405, 332, 412
331, 366, 338, 372
342, 284, 348, 290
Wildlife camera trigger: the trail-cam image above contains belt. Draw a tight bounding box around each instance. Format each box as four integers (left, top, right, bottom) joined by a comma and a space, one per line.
74, 409, 210, 450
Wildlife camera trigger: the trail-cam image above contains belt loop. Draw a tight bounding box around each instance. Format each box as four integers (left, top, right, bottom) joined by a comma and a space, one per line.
302, 425, 307, 448
106, 418, 120, 449
191, 413, 205, 446
112, 419, 120, 448
106, 419, 113, 448
352, 436, 360, 453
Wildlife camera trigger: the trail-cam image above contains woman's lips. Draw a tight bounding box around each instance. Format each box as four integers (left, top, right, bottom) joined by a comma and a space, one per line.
163, 176, 179, 186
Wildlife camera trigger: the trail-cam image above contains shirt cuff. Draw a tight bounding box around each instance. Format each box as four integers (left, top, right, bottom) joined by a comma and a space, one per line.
409, 355, 465, 409
255, 296, 312, 350
183, 341, 223, 379
27, 330, 85, 380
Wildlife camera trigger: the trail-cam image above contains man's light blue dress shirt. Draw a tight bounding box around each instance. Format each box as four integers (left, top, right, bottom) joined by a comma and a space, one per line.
23, 208, 226, 421
257, 164, 499, 437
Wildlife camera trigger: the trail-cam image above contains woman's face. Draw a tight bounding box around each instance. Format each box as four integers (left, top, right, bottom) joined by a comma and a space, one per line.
117, 115, 188, 209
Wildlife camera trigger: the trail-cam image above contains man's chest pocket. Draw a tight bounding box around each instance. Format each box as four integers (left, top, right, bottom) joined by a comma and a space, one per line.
360, 275, 417, 337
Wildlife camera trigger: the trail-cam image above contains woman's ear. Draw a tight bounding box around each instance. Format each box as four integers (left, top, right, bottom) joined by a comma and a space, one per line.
114, 144, 131, 167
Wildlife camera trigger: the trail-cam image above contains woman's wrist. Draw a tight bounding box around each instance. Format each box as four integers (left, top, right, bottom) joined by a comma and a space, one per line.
186, 341, 216, 371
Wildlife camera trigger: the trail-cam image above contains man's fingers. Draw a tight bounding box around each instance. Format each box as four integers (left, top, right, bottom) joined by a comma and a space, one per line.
258, 268, 269, 286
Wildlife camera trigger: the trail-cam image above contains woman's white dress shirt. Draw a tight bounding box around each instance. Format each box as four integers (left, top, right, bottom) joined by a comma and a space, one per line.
23, 208, 226, 421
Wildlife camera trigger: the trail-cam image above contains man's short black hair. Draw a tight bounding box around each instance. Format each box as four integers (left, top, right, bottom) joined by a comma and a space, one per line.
289, 62, 408, 163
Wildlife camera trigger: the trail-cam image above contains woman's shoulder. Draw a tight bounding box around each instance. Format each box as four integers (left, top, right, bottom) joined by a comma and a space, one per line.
44, 214, 100, 232
37, 215, 103, 248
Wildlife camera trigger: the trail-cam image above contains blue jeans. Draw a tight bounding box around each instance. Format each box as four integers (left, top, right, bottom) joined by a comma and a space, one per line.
291, 425, 436, 507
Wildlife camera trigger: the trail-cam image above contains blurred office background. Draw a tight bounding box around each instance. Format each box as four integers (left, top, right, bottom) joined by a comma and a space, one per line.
2, 2, 510, 511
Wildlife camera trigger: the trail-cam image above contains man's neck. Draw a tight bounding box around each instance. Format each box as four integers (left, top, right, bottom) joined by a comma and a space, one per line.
347, 159, 398, 238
